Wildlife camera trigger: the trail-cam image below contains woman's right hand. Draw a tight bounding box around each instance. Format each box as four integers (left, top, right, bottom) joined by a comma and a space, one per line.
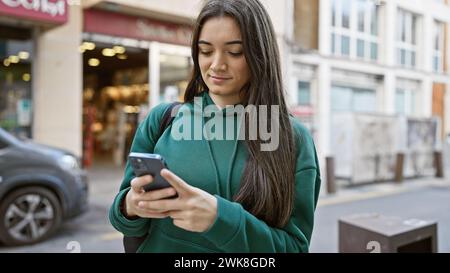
124, 175, 177, 218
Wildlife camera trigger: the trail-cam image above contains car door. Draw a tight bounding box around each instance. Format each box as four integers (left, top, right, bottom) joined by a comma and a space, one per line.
0, 136, 10, 183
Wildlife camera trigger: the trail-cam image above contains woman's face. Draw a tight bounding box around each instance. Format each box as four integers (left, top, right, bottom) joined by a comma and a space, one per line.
198, 16, 250, 101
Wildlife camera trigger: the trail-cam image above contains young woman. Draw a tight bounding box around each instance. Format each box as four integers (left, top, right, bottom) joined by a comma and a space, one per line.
109, 0, 321, 253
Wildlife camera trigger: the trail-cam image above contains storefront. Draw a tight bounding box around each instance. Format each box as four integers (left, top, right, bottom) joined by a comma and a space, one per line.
0, 0, 68, 139
81, 7, 192, 167
0, 25, 33, 139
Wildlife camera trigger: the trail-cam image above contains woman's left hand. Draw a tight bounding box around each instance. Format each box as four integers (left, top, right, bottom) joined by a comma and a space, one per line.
137, 168, 218, 232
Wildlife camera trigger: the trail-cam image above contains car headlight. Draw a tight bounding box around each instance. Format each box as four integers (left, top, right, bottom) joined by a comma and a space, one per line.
59, 155, 80, 171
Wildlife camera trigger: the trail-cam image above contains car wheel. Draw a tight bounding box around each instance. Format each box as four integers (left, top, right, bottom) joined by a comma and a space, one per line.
0, 186, 62, 246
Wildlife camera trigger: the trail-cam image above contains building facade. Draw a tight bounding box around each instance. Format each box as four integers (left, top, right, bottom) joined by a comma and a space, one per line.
0, 0, 289, 167
0, 0, 198, 163
0, 0, 70, 142
3, 0, 447, 173
290, 0, 450, 172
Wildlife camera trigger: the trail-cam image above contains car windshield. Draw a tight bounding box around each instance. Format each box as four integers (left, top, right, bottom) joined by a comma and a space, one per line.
0, 128, 22, 147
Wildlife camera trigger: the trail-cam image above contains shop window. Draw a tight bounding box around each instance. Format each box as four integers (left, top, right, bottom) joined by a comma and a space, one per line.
331, 85, 376, 113
395, 88, 417, 116
82, 40, 150, 165
0, 26, 33, 139
159, 54, 192, 103
396, 89, 406, 114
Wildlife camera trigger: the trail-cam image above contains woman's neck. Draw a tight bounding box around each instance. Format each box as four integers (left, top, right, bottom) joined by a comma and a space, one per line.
208, 92, 241, 110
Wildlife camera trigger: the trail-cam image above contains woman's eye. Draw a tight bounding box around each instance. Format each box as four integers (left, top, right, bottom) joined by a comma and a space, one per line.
199, 51, 212, 56
229, 52, 243, 57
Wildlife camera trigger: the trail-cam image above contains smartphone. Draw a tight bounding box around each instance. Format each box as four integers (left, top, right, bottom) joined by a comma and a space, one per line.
128, 152, 173, 192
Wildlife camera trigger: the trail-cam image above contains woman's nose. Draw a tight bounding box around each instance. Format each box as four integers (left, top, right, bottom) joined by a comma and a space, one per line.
211, 54, 227, 71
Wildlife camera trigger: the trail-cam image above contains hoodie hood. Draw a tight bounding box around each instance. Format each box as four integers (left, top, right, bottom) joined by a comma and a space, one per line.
194, 91, 243, 117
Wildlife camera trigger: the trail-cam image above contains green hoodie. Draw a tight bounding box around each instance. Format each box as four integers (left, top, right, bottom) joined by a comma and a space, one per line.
109, 91, 321, 253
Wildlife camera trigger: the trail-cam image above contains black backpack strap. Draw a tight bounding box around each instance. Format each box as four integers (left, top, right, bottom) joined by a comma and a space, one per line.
158, 102, 182, 138
123, 236, 146, 253
123, 101, 182, 253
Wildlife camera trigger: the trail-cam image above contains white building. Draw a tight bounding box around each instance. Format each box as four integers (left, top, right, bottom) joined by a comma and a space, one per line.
289, 0, 450, 169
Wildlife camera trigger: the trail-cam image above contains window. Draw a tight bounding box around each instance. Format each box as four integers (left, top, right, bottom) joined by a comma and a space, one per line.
0, 26, 33, 139
395, 79, 419, 116
395, 88, 417, 116
332, 0, 336, 27
341, 35, 350, 55
331, 0, 352, 57
357, 39, 364, 57
331, 0, 379, 61
433, 20, 445, 72
159, 54, 192, 103
342, 0, 351, 29
356, 0, 379, 61
298, 81, 311, 105
396, 9, 418, 68
396, 89, 406, 114
331, 85, 376, 113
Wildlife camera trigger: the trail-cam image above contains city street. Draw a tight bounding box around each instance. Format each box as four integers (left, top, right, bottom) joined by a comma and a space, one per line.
1, 0, 450, 256
0, 159, 448, 253
311, 178, 450, 252
0, 160, 124, 253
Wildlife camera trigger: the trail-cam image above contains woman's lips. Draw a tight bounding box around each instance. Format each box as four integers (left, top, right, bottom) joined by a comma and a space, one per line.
210, 75, 232, 84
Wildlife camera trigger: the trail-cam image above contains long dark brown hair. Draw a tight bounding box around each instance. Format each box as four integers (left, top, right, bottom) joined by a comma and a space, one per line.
184, 0, 296, 228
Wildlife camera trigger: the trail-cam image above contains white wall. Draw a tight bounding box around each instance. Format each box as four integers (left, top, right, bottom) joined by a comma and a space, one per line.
261, 0, 294, 102
33, 4, 83, 157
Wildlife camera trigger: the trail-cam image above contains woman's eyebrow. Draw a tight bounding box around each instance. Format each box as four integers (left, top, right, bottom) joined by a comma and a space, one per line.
198, 40, 243, 45
198, 40, 212, 45
224, 40, 242, 45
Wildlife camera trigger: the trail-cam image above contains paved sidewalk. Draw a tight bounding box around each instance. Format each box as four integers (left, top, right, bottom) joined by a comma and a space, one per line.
317, 177, 449, 207
311, 177, 450, 253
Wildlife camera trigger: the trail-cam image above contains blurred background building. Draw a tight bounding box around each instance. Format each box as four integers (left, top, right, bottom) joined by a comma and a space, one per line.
1, 0, 199, 168
290, 0, 450, 183
1, 0, 449, 182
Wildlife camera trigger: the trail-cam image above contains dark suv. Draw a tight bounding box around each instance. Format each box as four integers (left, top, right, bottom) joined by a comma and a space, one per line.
0, 128, 88, 246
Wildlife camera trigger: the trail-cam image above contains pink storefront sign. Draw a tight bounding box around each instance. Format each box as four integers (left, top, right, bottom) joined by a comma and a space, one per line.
84, 9, 192, 46
0, 0, 68, 24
